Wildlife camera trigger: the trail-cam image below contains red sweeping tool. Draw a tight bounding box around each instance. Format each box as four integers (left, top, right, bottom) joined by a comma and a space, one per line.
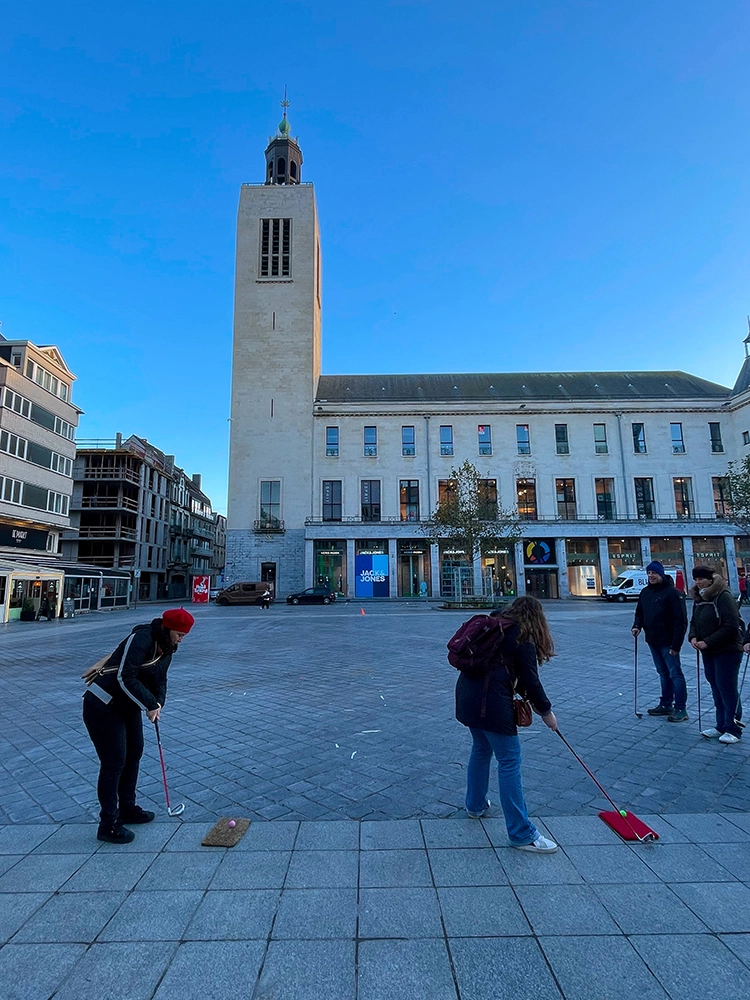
555, 730, 658, 843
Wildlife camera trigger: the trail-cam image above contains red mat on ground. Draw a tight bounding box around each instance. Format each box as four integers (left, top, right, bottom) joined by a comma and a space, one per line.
599, 810, 659, 842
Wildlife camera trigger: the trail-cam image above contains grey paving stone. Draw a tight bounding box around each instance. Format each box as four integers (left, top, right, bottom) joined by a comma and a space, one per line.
0, 853, 89, 892
438, 886, 531, 936
294, 820, 359, 850
51, 940, 176, 1000
540, 815, 624, 845
721, 812, 750, 834
631, 934, 750, 1000
0, 825, 58, 855
450, 936, 563, 999
359, 887, 443, 938
428, 848, 508, 887
0, 894, 50, 943
0, 856, 22, 877
152, 941, 266, 998
495, 847, 584, 885
358, 939, 456, 1000
540, 935, 668, 999
235, 820, 299, 851
420, 817, 490, 848
272, 888, 357, 939
13, 891, 127, 943
664, 813, 750, 843
480, 816, 553, 848
253, 939, 355, 1000
634, 843, 737, 883
184, 889, 279, 940
98, 889, 204, 941
635, 815, 690, 843
30, 825, 101, 854
285, 850, 358, 889
96, 823, 177, 853
135, 850, 222, 890
593, 883, 708, 934
359, 849, 432, 888
671, 881, 750, 933
209, 851, 291, 889
161, 824, 226, 852
701, 842, 750, 881
514, 883, 621, 935
563, 844, 660, 883
59, 852, 157, 892
0, 942, 86, 1000
720, 932, 750, 969
360, 820, 424, 850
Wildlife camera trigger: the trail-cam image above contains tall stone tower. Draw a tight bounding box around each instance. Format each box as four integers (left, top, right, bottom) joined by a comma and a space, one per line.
225, 101, 321, 593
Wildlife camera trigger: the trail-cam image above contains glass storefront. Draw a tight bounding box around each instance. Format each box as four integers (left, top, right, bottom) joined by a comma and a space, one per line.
440, 544, 472, 598
481, 544, 516, 598
692, 537, 727, 579
523, 538, 559, 599
99, 577, 129, 608
607, 539, 641, 583
398, 540, 431, 597
736, 536, 750, 583
314, 540, 347, 596
565, 538, 600, 597
649, 538, 686, 592
355, 540, 389, 598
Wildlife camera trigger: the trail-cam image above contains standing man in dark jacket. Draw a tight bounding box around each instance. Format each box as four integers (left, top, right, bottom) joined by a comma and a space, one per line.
631, 561, 689, 721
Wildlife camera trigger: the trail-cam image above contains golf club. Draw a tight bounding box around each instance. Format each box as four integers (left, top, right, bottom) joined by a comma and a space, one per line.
154, 720, 185, 817
634, 633, 643, 718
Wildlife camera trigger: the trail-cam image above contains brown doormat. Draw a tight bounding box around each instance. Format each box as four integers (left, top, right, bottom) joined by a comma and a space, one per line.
201, 817, 251, 847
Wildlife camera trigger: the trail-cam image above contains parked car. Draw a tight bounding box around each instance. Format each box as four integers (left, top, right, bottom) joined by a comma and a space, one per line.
209, 587, 221, 601
286, 587, 335, 606
215, 581, 274, 606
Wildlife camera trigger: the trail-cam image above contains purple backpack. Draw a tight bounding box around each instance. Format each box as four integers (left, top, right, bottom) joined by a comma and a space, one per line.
447, 615, 511, 673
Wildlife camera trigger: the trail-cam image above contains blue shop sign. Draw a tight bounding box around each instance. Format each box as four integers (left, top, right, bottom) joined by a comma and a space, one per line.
355, 554, 389, 598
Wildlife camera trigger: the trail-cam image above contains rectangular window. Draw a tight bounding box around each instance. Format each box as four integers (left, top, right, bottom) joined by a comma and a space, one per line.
361, 480, 381, 522
516, 479, 537, 520
478, 425, 492, 456
556, 478, 577, 519
260, 480, 281, 527
325, 426, 339, 458
439, 425, 453, 456
709, 422, 724, 454
743, 430, 750, 446
632, 423, 647, 454
0, 430, 27, 460
322, 480, 342, 521
593, 423, 608, 454
516, 424, 530, 455
438, 479, 456, 504
555, 424, 569, 455
0, 476, 22, 504
478, 479, 498, 520
670, 423, 685, 454
364, 426, 377, 457
400, 480, 420, 521
259, 218, 291, 278
713, 476, 731, 517
401, 425, 415, 457
595, 478, 616, 519
634, 477, 655, 518
673, 477, 694, 518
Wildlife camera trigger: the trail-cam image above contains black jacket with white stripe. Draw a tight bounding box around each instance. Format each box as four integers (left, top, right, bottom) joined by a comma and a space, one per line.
93, 620, 173, 715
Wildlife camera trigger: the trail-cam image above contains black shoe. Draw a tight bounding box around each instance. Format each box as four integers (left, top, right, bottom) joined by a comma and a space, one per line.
97, 823, 135, 844
119, 807, 155, 824
647, 705, 673, 716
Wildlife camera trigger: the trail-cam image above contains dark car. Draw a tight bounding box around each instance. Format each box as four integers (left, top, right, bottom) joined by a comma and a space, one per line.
286, 587, 336, 606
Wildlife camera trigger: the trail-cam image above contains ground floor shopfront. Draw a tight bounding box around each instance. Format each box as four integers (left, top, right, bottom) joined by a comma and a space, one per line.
302, 529, 744, 600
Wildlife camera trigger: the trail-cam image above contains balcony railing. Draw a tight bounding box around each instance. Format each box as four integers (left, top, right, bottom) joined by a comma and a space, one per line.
254, 519, 286, 533
193, 523, 214, 539
74, 555, 136, 568
77, 495, 139, 512
305, 512, 735, 527
78, 526, 138, 539
83, 467, 140, 485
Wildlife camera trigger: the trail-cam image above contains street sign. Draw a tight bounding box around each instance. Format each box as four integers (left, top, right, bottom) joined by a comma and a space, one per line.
134, 569, 142, 578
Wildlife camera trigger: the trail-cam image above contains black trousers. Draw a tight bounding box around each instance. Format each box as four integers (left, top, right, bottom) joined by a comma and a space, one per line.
83, 693, 144, 825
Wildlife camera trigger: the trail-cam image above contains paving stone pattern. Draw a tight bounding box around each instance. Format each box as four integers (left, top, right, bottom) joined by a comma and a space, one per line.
0, 816, 749, 999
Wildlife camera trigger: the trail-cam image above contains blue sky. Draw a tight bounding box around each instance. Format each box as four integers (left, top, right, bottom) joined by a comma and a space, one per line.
1, 1, 749, 512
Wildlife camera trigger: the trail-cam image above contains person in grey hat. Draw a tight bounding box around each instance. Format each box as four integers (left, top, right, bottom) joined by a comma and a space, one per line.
631, 560, 688, 721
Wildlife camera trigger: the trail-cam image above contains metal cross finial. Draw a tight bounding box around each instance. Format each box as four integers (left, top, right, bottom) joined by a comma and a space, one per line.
281, 85, 290, 118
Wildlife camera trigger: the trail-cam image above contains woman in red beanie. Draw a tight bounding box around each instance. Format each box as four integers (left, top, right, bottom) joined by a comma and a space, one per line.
82, 608, 194, 843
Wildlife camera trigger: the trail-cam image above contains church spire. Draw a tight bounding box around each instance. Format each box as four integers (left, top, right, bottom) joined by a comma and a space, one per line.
264, 88, 303, 185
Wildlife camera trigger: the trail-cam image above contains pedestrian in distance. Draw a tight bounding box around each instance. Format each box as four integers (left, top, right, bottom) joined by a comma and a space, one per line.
260, 589, 272, 610
631, 560, 689, 722
739, 574, 748, 606
82, 607, 195, 843
454, 596, 559, 853
689, 567, 743, 743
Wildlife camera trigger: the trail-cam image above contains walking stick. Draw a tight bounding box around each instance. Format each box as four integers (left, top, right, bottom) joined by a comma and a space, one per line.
696, 648, 703, 732
736, 651, 749, 729
634, 633, 642, 718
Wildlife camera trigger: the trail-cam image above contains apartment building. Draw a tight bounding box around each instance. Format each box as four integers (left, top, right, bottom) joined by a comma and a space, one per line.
167, 469, 215, 599
211, 513, 227, 587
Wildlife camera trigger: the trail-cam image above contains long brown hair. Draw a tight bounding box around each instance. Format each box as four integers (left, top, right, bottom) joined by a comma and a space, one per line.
504, 596, 555, 664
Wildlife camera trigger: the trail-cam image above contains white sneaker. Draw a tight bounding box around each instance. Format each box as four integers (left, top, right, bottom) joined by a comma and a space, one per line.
467, 800, 490, 819
513, 835, 558, 854
700, 728, 721, 739
719, 733, 741, 744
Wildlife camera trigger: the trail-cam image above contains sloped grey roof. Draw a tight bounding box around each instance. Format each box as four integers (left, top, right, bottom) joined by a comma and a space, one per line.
315, 371, 730, 404
732, 357, 750, 396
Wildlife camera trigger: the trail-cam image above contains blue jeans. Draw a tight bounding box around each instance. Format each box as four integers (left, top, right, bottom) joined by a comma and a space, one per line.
465, 728, 538, 846
648, 645, 687, 710
702, 651, 742, 738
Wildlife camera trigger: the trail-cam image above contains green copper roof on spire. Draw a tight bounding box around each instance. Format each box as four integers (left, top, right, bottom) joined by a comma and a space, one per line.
278, 86, 291, 136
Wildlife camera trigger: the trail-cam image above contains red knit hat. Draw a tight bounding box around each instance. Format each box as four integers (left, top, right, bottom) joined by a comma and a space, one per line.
162, 608, 195, 634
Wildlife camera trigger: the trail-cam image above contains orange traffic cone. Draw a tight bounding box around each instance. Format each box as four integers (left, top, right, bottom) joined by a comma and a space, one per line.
360, 608, 366, 615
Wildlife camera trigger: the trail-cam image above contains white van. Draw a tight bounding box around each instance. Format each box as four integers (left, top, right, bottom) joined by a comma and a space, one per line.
602, 571, 648, 602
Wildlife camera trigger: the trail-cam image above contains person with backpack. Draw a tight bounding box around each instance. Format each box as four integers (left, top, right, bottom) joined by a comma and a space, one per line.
82, 608, 195, 843
689, 566, 743, 743
452, 596, 559, 853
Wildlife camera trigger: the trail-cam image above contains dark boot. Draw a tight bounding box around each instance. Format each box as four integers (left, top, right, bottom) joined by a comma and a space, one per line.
97, 823, 135, 844
119, 806, 155, 824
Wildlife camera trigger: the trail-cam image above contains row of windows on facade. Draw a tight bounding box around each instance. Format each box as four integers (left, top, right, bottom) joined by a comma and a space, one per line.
0, 475, 70, 515
0, 429, 73, 477
324, 421, 725, 458
7, 351, 71, 402
258, 475, 734, 524
3, 388, 76, 441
